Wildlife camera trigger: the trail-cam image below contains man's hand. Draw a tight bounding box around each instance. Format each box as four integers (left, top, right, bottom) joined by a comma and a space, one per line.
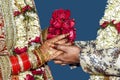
53, 45, 80, 65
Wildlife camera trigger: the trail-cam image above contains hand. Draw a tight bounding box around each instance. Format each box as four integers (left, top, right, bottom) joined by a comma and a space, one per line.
39, 34, 69, 61
53, 45, 80, 65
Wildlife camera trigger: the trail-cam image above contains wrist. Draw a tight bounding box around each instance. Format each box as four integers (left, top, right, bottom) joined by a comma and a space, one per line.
32, 48, 45, 67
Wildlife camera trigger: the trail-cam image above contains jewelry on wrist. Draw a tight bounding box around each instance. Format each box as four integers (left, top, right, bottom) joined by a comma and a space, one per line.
35, 49, 45, 67
32, 47, 46, 67
19, 53, 31, 71
32, 49, 41, 66
17, 55, 24, 72
28, 52, 38, 69
10, 55, 21, 74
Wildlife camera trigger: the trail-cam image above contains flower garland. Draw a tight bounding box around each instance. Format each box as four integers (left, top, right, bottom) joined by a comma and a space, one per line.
96, 0, 120, 49
13, 1, 41, 54
11, 0, 44, 80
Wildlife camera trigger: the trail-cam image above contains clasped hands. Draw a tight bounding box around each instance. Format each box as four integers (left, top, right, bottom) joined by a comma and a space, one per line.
40, 33, 80, 66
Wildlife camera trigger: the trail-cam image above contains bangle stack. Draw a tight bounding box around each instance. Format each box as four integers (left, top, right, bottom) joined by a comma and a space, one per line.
10, 55, 21, 74
10, 53, 32, 74
19, 53, 31, 71
32, 47, 47, 67
28, 52, 38, 69
0, 46, 50, 79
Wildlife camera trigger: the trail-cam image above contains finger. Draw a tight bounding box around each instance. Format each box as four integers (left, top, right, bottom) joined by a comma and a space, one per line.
55, 45, 69, 52
55, 39, 68, 45
54, 60, 63, 64
64, 42, 72, 46
49, 50, 63, 60
54, 60, 67, 66
49, 34, 69, 43
61, 64, 67, 66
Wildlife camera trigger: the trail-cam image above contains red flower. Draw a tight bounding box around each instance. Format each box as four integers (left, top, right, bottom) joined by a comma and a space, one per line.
52, 9, 70, 20
68, 29, 76, 42
115, 22, 120, 33
31, 69, 44, 75
47, 33, 56, 39
50, 18, 54, 25
62, 29, 69, 34
111, 20, 115, 24
29, 36, 41, 45
25, 74, 34, 80
14, 11, 21, 17
101, 21, 109, 28
32, 36, 41, 43
48, 26, 56, 34
52, 18, 62, 28
69, 19, 75, 27
62, 19, 75, 29
14, 47, 27, 54
22, 5, 32, 13
54, 29, 61, 35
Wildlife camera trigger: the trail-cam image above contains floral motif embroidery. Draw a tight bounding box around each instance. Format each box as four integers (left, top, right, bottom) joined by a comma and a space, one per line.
75, 0, 120, 79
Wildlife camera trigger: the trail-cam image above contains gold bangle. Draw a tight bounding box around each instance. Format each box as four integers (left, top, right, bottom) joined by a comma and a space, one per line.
36, 47, 49, 62
34, 49, 43, 66
35, 49, 45, 67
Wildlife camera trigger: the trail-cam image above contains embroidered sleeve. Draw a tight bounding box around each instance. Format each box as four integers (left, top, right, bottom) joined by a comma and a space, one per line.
75, 40, 120, 76
0, 5, 9, 55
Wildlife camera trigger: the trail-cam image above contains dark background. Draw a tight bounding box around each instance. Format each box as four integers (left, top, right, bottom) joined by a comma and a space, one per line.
35, 0, 107, 80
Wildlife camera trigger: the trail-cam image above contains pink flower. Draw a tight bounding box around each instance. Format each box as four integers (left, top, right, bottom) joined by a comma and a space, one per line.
115, 22, 120, 33
52, 9, 70, 20
14, 47, 27, 54
47, 33, 56, 39
55, 29, 61, 35
68, 29, 76, 42
64, 10, 71, 19
62, 19, 75, 29
25, 74, 34, 80
29, 36, 41, 45
62, 29, 69, 34
48, 26, 56, 34
31, 69, 44, 75
50, 18, 54, 25
14, 11, 21, 17
69, 19, 75, 27
101, 21, 109, 28
52, 18, 62, 28
22, 5, 32, 13
32, 36, 41, 43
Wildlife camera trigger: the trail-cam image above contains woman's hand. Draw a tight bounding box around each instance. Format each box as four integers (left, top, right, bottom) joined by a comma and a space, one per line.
39, 34, 69, 62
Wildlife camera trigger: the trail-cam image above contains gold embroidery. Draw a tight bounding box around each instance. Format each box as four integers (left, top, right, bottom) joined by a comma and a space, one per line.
1, 0, 16, 55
